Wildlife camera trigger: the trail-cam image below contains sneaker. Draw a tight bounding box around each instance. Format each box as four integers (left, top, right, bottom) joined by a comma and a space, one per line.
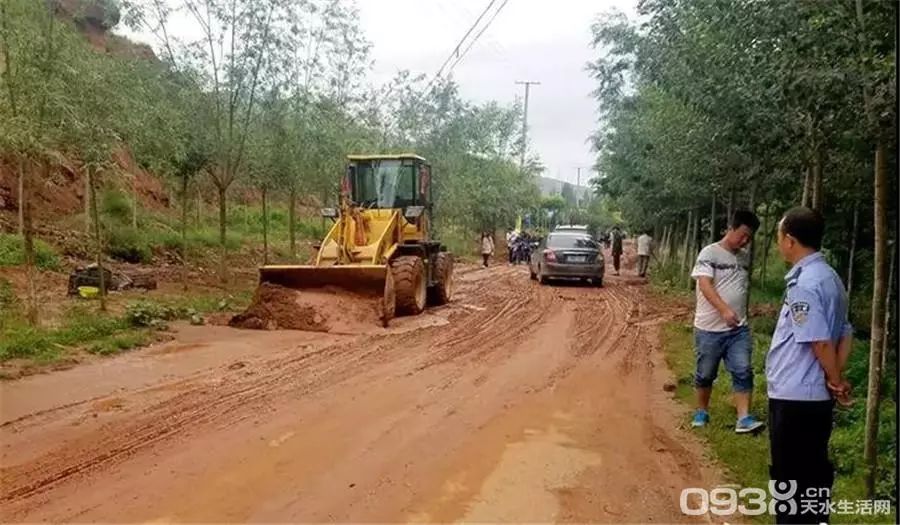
735, 415, 765, 434
691, 409, 710, 428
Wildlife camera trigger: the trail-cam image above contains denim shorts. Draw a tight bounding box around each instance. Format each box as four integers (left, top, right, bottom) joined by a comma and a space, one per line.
694, 325, 753, 393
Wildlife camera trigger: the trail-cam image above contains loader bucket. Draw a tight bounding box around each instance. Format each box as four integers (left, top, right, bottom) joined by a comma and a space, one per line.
257, 264, 396, 326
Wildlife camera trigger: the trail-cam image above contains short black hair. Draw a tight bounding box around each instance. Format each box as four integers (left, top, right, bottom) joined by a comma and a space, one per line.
730, 209, 760, 232
780, 206, 824, 250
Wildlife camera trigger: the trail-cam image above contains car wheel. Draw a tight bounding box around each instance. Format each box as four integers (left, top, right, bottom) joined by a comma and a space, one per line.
594, 277, 604, 288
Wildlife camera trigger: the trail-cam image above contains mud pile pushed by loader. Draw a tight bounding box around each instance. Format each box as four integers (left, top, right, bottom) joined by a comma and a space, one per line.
231, 153, 453, 333
229, 282, 386, 335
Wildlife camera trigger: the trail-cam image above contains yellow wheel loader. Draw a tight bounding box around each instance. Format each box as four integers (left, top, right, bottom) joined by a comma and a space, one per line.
258, 154, 454, 326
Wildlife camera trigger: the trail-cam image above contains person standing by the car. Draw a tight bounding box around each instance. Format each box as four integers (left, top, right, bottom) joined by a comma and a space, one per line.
609, 226, 624, 276
506, 229, 518, 265
637, 231, 653, 277
766, 207, 852, 525
690, 210, 764, 433
480, 231, 494, 268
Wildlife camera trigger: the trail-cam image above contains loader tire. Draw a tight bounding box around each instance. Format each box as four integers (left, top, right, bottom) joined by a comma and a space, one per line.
391, 256, 427, 316
427, 252, 453, 306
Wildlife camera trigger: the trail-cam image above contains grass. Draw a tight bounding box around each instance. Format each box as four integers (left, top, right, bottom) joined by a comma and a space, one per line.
0, 233, 62, 271
653, 258, 897, 523
0, 305, 136, 363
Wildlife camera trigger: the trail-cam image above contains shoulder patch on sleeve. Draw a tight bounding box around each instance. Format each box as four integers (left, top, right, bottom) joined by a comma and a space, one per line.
790, 301, 810, 325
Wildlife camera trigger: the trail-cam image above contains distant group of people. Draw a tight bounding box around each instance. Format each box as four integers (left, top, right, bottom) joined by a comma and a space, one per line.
601, 226, 653, 277
506, 230, 537, 265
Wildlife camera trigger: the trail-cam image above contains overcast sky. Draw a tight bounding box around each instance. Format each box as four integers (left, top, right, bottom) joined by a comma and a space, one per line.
358, 0, 636, 186
122, 0, 637, 186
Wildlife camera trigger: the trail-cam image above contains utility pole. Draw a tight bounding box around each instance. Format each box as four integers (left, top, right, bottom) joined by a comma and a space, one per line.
515, 80, 540, 170
576, 167, 581, 209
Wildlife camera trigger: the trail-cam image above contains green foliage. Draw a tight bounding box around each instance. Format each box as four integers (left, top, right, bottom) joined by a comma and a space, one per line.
0, 233, 62, 271
123, 301, 183, 328
0, 306, 131, 361
87, 330, 151, 356
106, 225, 152, 263
101, 188, 132, 221
660, 317, 896, 522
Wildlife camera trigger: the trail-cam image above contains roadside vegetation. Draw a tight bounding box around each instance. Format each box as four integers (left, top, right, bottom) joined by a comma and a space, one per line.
592, 0, 896, 505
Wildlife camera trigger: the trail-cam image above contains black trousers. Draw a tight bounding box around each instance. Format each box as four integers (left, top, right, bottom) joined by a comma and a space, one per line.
768, 398, 835, 524
613, 251, 622, 272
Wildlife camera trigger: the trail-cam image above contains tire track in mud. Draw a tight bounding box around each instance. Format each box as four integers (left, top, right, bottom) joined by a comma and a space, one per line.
1, 265, 672, 515
0, 265, 552, 506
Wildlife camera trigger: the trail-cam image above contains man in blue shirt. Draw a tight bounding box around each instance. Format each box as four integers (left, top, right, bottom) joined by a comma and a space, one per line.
766, 207, 852, 524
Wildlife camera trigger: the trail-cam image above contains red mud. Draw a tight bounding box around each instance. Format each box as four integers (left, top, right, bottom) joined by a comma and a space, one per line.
229, 282, 383, 334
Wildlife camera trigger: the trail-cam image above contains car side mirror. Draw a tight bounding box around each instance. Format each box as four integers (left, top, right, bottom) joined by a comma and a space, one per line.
320, 207, 338, 222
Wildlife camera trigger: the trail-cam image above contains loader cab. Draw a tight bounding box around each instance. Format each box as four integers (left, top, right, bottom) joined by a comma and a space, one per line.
345, 154, 432, 211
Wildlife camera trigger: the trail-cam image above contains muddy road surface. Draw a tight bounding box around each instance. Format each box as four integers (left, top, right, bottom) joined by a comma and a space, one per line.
1, 263, 722, 523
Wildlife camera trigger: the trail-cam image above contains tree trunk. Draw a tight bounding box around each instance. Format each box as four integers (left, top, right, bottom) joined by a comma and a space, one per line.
88, 166, 107, 312
21, 159, 37, 325
801, 166, 811, 207
688, 209, 700, 288
709, 193, 716, 244
289, 187, 297, 259
261, 185, 269, 265
881, 241, 895, 372
726, 188, 734, 223
660, 225, 670, 264
196, 185, 203, 227
847, 204, 859, 296
863, 140, 888, 499
132, 176, 138, 229
680, 210, 693, 277
84, 169, 91, 234
17, 164, 24, 236
181, 174, 189, 292
811, 148, 824, 212
761, 205, 772, 286
217, 184, 228, 287
745, 182, 757, 315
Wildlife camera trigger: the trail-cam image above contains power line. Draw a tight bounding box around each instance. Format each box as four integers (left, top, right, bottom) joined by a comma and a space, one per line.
448, 0, 511, 72
420, 0, 499, 97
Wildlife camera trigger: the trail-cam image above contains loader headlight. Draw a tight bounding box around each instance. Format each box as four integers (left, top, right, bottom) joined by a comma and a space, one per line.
404, 206, 424, 221
320, 207, 338, 219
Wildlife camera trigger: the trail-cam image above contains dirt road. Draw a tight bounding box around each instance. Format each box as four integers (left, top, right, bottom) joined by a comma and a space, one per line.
1, 263, 722, 523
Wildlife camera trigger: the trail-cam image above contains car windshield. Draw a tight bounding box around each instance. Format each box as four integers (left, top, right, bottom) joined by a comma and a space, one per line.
547, 234, 597, 249
353, 160, 415, 207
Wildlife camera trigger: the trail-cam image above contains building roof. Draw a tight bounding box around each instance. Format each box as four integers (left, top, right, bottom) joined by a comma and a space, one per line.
346, 153, 426, 162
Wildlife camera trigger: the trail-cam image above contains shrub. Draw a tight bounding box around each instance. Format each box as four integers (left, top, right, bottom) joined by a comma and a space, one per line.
101, 188, 132, 221
294, 218, 328, 241
124, 301, 198, 328
106, 226, 152, 263
0, 233, 62, 271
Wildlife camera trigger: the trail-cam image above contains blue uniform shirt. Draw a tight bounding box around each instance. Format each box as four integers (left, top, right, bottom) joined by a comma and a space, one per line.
766, 252, 853, 401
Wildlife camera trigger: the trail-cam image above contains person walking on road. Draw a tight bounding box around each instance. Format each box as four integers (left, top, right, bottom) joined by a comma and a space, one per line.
637, 231, 653, 277
690, 210, 763, 434
766, 207, 852, 525
480, 232, 494, 268
610, 226, 624, 276
506, 229, 518, 265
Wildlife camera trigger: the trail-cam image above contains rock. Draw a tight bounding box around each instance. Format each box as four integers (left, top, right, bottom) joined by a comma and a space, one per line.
662, 382, 677, 392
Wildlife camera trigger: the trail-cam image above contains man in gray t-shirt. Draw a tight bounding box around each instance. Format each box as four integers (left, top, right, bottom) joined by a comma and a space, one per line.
690, 210, 763, 434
